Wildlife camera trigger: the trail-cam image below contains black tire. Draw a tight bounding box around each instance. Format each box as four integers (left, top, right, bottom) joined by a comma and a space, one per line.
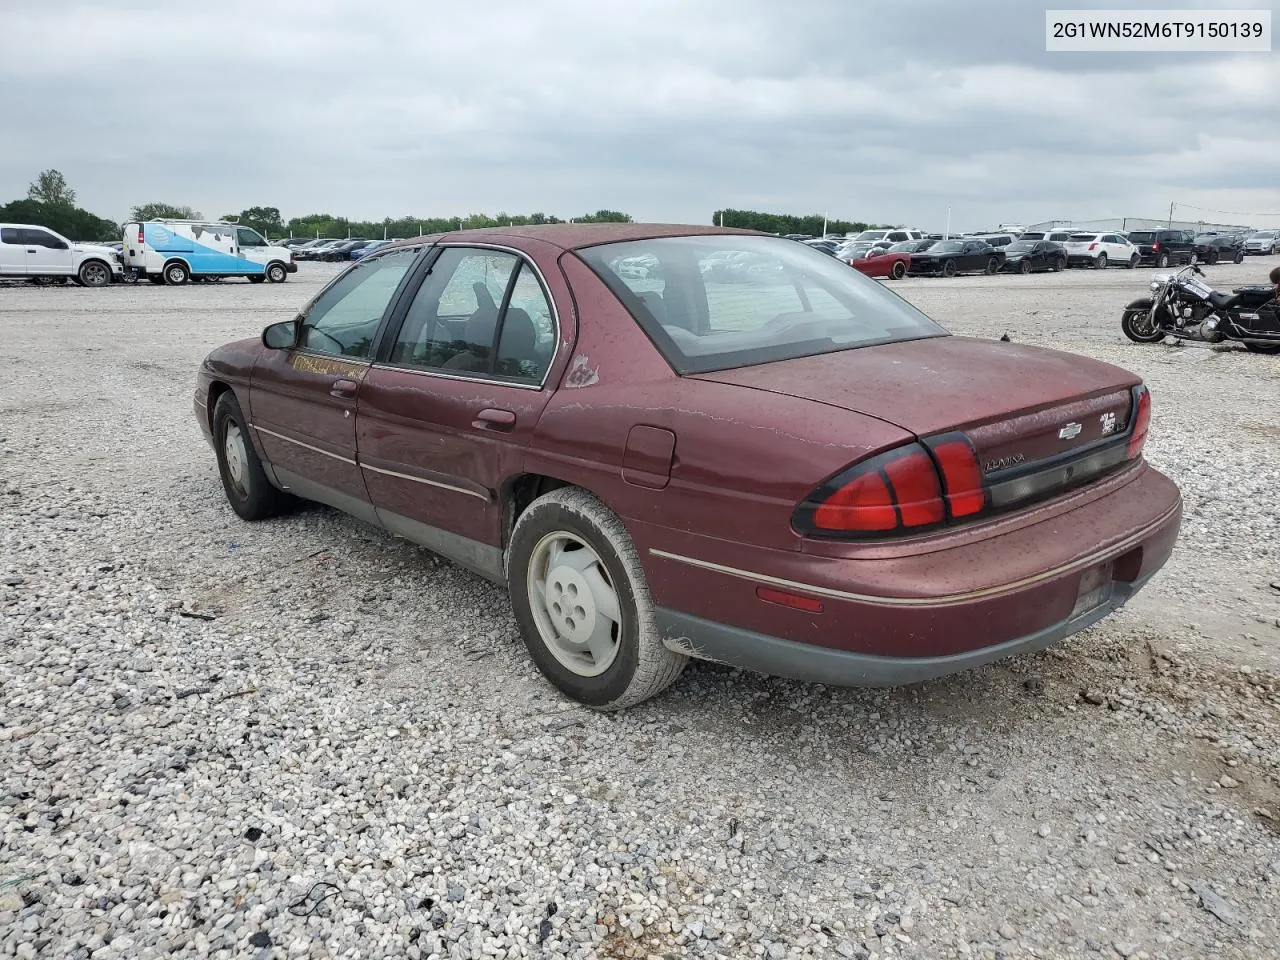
163, 261, 190, 285
1127, 254, 1139, 269
506, 487, 688, 710
942, 259, 957, 278
211, 392, 293, 521
1244, 342, 1280, 354
1018, 259, 1032, 275
248, 275, 266, 284
1054, 257, 1065, 272
1095, 253, 1108, 269
266, 262, 288, 283
1207, 250, 1220, 265
890, 260, 906, 280
77, 259, 112, 287
1234, 249, 1245, 264
1156, 252, 1170, 268
1121, 300, 1167, 343
985, 257, 1000, 275
147, 275, 164, 285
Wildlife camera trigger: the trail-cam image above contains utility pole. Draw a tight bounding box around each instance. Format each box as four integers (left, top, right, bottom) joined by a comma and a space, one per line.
1167, 201, 1174, 226
944, 207, 951, 240
822, 212, 828, 237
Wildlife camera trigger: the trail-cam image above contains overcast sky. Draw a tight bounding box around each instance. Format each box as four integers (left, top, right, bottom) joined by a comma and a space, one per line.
2, 0, 1277, 231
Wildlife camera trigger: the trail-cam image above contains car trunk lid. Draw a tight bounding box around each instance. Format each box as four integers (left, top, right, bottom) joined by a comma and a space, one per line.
690, 336, 1140, 477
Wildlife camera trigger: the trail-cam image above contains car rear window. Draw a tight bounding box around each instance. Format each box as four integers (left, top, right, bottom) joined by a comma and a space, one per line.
1126, 232, 1155, 242
577, 235, 947, 375
1068, 234, 1097, 241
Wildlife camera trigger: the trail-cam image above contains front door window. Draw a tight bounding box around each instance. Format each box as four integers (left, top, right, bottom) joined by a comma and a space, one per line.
300, 248, 418, 359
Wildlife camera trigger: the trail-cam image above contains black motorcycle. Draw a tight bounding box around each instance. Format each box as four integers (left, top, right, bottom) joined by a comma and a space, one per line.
1121, 264, 1280, 355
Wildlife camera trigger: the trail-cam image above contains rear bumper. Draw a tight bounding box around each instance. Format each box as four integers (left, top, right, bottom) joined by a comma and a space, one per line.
638, 462, 1182, 682
657, 570, 1153, 686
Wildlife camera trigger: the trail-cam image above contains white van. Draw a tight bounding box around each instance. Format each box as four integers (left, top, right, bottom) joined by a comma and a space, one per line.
122, 219, 297, 285
0, 223, 124, 286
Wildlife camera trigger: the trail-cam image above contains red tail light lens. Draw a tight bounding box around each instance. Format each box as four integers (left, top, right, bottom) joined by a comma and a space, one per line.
1152, 241, 1161, 251
1127, 386, 1150, 458
1088, 242, 1098, 250
800, 444, 944, 535
927, 435, 986, 517
137, 225, 144, 245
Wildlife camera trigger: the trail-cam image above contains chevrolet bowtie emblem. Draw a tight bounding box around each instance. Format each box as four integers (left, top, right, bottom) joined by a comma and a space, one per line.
1058, 422, 1082, 440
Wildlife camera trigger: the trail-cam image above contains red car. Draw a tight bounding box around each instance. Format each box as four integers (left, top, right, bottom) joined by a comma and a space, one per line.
851, 248, 911, 280
196, 224, 1182, 710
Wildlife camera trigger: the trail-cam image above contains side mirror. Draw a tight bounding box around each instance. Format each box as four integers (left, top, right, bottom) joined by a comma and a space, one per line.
263, 318, 299, 350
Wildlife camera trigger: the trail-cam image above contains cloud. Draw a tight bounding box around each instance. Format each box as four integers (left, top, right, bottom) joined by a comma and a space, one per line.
1, 0, 1277, 230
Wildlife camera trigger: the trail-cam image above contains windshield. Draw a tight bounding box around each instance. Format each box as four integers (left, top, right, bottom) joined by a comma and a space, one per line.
1251, 231, 1276, 239
1005, 241, 1036, 252
577, 235, 947, 375
887, 241, 919, 252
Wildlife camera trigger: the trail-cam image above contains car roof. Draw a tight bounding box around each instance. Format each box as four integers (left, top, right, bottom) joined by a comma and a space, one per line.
379, 223, 760, 255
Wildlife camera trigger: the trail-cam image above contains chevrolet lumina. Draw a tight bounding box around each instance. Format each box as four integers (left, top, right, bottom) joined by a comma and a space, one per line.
195, 225, 1182, 710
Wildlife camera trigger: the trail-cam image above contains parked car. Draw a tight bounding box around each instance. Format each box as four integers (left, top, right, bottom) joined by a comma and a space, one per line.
1062, 232, 1139, 269
1019, 230, 1077, 246
849, 228, 926, 245
1123, 229, 1196, 268
999, 240, 1066, 274
908, 239, 1005, 276
1243, 229, 1279, 256
836, 240, 890, 263
851, 247, 912, 279
195, 224, 1180, 709
885, 239, 937, 255
319, 240, 373, 262
1192, 233, 1246, 264
352, 239, 395, 259
294, 239, 348, 261
803, 239, 840, 256
122, 219, 296, 284
0, 223, 124, 286
970, 232, 1019, 248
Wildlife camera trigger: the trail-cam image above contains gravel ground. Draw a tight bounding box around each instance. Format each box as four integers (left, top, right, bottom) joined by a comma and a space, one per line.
2, 258, 1278, 960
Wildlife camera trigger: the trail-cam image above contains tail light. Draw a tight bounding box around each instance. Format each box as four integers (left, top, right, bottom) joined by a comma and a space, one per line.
136, 224, 144, 245
1151, 241, 1161, 252
1088, 242, 1098, 250
794, 390, 1150, 540
1127, 385, 1151, 458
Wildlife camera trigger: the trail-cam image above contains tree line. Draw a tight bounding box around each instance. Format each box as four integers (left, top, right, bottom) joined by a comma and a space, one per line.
3, 169, 886, 243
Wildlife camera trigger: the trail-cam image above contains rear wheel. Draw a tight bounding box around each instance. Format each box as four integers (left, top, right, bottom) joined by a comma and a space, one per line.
1121, 301, 1166, 343
506, 487, 687, 710
164, 261, 190, 285
1053, 257, 1065, 272
77, 259, 112, 287
1207, 250, 1220, 265
1156, 252, 1170, 268
942, 259, 957, 278
985, 257, 1000, 275
890, 260, 906, 280
212, 392, 293, 521
1095, 253, 1108, 269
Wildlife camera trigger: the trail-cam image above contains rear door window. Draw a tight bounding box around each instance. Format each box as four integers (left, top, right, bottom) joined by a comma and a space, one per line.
0, 228, 20, 244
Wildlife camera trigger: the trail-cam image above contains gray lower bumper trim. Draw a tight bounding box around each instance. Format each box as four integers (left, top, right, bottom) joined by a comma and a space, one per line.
656, 575, 1152, 688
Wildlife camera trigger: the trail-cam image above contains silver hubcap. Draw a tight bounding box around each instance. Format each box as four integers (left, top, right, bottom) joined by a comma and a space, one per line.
269, 266, 284, 281
168, 266, 184, 283
527, 532, 622, 677
223, 423, 249, 496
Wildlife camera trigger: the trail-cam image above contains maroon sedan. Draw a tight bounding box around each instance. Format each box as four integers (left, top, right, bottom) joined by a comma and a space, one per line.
196, 224, 1181, 710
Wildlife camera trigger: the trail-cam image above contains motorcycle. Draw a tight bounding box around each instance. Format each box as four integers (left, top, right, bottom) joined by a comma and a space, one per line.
1120, 264, 1280, 355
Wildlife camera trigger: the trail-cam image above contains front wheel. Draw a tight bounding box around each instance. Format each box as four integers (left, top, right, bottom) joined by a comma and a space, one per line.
266, 262, 288, 283
1053, 257, 1065, 272
942, 259, 957, 278
212, 392, 294, 521
1018, 259, 1032, 275
1095, 253, 1108, 269
890, 260, 906, 280
77, 260, 112, 287
1207, 250, 1220, 265
1234, 249, 1245, 264
506, 488, 687, 710
1121, 300, 1167, 343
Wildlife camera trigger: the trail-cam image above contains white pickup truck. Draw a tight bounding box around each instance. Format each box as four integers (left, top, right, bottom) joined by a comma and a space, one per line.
0, 224, 124, 286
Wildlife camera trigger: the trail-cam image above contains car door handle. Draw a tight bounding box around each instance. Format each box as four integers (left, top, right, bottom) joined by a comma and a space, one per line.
26, 248, 38, 253
330, 378, 359, 398
472, 408, 516, 430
